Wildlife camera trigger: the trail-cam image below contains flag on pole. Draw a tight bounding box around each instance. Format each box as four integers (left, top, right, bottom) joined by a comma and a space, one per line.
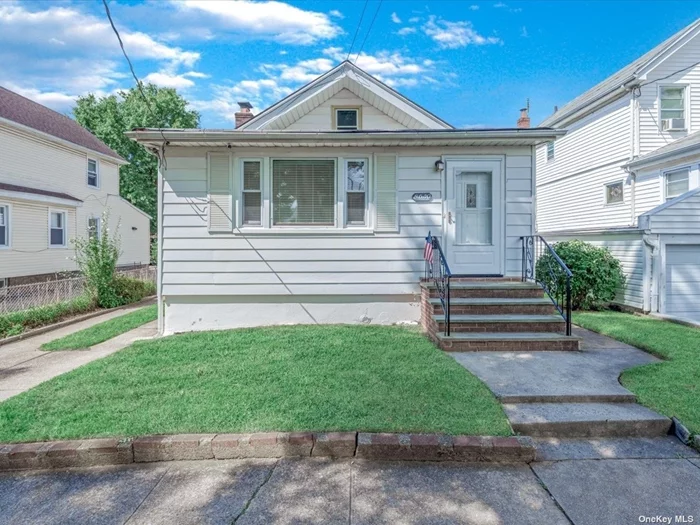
424, 232, 434, 263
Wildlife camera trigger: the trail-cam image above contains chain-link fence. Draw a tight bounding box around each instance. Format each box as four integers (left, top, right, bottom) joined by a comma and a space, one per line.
0, 266, 157, 314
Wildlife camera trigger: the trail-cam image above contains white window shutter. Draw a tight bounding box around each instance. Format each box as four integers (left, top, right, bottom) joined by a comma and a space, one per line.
374, 154, 398, 232
208, 154, 232, 232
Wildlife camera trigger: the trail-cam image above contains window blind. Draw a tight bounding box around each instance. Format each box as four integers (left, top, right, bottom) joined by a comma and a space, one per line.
272, 160, 335, 226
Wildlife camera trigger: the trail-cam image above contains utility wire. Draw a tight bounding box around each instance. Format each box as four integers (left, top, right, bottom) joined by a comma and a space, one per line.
346, 0, 369, 61
638, 60, 700, 87
354, 0, 383, 63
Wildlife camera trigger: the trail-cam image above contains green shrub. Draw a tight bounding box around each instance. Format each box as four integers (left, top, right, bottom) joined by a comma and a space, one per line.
0, 295, 95, 339
536, 240, 625, 310
73, 212, 122, 308
112, 276, 155, 306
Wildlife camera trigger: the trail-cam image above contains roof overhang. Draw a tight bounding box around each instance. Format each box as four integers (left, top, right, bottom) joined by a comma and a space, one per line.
127, 128, 566, 149
625, 138, 700, 171
0, 184, 82, 208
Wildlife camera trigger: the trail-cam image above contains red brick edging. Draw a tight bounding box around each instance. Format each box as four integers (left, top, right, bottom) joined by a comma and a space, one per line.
0, 432, 535, 471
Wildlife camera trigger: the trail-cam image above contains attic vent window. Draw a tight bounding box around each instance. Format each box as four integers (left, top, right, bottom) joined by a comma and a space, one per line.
334, 108, 360, 130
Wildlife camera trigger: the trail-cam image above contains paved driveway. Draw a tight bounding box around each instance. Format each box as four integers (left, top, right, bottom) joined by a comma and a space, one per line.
1, 452, 698, 524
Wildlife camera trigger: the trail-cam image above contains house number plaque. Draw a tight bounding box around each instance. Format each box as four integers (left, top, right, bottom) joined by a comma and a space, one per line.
412, 192, 433, 202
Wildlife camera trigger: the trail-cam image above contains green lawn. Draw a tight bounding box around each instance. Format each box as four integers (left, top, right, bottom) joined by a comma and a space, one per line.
0, 325, 510, 442
574, 311, 700, 434
41, 305, 157, 350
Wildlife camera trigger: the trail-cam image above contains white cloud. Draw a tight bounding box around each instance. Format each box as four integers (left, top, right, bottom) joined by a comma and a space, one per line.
397, 27, 417, 36
183, 71, 210, 79
520, 26, 528, 37
470, 5, 480, 10
494, 2, 507, 7
423, 16, 501, 49
143, 72, 195, 89
329, 9, 343, 19
408, 16, 421, 23
0, 3, 201, 112
175, 0, 341, 44
391, 12, 402, 24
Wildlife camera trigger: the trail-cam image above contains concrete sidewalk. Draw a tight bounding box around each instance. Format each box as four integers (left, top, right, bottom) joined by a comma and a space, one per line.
0, 451, 698, 524
0, 305, 157, 401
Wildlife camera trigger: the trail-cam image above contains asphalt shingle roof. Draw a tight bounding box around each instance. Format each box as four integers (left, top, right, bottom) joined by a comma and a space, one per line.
0, 86, 122, 161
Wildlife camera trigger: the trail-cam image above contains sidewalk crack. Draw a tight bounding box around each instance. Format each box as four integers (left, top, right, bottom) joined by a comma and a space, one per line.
123, 465, 170, 524
529, 464, 575, 525
231, 459, 279, 524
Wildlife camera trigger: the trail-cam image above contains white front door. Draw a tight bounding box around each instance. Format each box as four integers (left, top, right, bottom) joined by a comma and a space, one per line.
444, 158, 504, 275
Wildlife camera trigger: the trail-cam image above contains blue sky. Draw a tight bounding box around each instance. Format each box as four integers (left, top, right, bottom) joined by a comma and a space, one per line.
1, 0, 699, 129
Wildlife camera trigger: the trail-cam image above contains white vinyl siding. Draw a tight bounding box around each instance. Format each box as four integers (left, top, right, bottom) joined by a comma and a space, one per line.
0, 122, 150, 278
284, 89, 408, 131
159, 147, 533, 301
642, 191, 700, 234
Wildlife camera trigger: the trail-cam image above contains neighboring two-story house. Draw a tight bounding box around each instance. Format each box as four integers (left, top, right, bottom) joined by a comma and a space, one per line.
0, 87, 151, 286
536, 19, 700, 322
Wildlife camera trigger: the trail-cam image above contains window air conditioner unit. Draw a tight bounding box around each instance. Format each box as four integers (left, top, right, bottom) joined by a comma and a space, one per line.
661, 118, 686, 131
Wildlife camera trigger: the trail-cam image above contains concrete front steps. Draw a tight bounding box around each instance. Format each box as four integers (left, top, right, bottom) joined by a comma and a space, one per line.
420, 280, 580, 351
504, 402, 673, 438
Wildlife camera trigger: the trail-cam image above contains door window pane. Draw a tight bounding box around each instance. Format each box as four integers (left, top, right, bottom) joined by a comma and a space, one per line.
273, 160, 335, 226
457, 172, 492, 244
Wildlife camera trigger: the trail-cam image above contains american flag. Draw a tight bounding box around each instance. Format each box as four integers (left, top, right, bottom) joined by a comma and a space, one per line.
424, 233, 434, 263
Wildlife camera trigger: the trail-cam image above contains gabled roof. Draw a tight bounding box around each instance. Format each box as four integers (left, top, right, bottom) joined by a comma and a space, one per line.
0, 86, 123, 162
626, 130, 700, 170
541, 18, 700, 127
239, 61, 453, 131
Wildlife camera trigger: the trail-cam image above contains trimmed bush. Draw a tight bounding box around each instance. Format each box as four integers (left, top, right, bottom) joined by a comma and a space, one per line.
536, 240, 625, 310
112, 276, 155, 306
0, 295, 95, 339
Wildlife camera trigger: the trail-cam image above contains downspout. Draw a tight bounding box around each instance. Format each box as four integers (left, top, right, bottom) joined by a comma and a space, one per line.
156, 149, 164, 335
643, 232, 660, 313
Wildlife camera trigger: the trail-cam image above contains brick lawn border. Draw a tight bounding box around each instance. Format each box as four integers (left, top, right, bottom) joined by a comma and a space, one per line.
0, 432, 535, 471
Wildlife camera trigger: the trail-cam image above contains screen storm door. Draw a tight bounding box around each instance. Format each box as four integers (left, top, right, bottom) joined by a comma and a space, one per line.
444, 158, 504, 275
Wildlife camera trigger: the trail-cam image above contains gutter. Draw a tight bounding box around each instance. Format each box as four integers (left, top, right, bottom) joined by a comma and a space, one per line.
625, 140, 700, 170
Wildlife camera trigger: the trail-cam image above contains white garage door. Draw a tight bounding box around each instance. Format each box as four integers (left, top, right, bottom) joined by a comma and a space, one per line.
666, 244, 700, 321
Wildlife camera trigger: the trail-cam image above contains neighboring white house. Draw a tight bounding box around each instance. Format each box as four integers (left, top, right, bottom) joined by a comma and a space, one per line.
128, 61, 563, 335
0, 87, 151, 286
536, 19, 700, 322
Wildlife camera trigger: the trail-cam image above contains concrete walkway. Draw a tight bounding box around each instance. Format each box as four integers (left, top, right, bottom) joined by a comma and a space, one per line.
0, 451, 698, 524
0, 305, 157, 401
452, 326, 672, 438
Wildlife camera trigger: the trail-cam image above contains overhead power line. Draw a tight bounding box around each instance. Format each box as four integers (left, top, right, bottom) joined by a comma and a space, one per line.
354, 0, 383, 63
346, 0, 369, 61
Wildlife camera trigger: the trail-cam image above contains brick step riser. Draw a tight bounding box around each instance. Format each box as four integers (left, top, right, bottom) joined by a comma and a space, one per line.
437, 321, 566, 333
510, 420, 672, 439
432, 305, 557, 315
439, 340, 580, 352
429, 289, 545, 299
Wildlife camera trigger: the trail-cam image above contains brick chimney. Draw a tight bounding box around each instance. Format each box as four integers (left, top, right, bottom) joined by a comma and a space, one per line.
517, 107, 530, 129
235, 101, 254, 128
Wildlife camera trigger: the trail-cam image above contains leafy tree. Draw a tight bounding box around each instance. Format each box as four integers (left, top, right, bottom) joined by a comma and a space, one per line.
73, 84, 200, 235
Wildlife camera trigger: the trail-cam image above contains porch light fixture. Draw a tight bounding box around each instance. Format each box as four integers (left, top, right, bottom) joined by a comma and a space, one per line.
434, 159, 445, 172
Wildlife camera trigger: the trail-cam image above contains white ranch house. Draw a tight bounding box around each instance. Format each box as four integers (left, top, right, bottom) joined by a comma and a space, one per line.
537, 19, 700, 322
130, 61, 565, 336
0, 86, 151, 286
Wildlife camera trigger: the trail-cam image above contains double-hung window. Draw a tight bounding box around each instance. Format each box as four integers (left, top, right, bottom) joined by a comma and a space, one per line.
242, 160, 262, 225
546, 141, 555, 161
87, 216, 101, 241
87, 159, 99, 187
50, 211, 66, 247
345, 159, 368, 225
665, 168, 690, 201
272, 160, 336, 226
0, 205, 9, 248
660, 86, 686, 130
334, 107, 360, 130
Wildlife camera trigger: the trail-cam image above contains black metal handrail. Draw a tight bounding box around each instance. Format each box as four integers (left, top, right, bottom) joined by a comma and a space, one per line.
521, 235, 573, 336
425, 232, 452, 335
